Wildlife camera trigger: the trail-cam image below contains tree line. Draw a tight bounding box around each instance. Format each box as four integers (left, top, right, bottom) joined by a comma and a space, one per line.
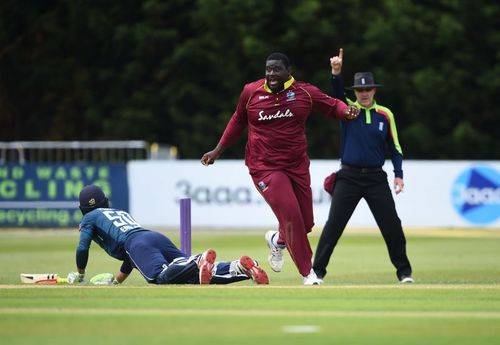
0, 0, 498, 159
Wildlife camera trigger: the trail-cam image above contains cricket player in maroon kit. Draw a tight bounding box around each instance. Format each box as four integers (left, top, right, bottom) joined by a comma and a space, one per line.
201, 52, 359, 285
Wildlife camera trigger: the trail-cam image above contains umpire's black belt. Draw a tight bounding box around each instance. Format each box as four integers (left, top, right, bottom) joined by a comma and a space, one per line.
341, 164, 383, 173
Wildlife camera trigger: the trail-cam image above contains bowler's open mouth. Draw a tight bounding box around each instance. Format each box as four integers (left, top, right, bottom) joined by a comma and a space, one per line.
267, 78, 279, 88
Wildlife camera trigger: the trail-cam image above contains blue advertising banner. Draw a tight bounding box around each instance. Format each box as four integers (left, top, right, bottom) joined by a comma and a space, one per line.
451, 165, 500, 225
0, 164, 129, 227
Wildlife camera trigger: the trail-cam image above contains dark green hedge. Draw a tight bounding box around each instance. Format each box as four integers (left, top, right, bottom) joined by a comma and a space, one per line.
0, 0, 498, 159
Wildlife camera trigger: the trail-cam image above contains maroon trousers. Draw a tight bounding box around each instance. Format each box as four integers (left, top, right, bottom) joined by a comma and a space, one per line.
251, 166, 314, 277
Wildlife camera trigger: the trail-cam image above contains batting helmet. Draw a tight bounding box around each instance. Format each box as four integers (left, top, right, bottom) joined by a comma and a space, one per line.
79, 185, 109, 214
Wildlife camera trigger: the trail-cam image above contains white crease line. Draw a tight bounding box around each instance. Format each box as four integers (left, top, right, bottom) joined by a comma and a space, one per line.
1, 284, 500, 289
1, 308, 500, 318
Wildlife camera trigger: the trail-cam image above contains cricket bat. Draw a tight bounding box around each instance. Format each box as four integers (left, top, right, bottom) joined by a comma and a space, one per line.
20, 273, 68, 284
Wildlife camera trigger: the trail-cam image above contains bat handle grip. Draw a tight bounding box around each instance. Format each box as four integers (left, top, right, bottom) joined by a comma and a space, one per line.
57, 277, 68, 284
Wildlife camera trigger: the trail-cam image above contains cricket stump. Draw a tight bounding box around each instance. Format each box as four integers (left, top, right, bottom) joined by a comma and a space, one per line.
180, 197, 192, 256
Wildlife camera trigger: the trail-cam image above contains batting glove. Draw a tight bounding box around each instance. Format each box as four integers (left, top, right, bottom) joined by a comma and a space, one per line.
90, 273, 118, 285
67, 272, 85, 284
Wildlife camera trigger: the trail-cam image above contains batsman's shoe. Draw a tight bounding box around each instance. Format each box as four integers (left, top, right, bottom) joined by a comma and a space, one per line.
198, 249, 216, 284
303, 269, 323, 285
237, 256, 269, 285
67, 272, 85, 284
265, 230, 285, 272
399, 275, 415, 284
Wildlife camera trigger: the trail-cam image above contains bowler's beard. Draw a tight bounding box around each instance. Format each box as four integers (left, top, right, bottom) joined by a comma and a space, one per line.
269, 81, 284, 93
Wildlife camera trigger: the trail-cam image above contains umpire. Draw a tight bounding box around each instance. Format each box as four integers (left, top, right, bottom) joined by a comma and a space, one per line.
313, 48, 414, 283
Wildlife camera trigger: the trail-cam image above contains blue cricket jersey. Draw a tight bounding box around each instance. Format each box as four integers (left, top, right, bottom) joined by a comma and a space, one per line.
76, 208, 146, 269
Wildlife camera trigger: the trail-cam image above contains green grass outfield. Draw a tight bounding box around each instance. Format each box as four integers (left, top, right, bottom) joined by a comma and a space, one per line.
1, 228, 500, 345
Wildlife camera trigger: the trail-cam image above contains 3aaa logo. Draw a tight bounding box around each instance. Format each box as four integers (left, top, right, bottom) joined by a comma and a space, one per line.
451, 165, 500, 225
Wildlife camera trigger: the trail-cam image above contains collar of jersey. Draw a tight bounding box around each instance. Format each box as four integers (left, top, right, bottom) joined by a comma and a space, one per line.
353, 100, 378, 124
353, 99, 378, 110
263, 76, 295, 93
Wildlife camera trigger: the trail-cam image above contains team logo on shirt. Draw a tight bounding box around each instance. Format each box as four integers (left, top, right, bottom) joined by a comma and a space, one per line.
259, 95, 270, 100
258, 109, 294, 121
286, 90, 296, 101
257, 181, 269, 192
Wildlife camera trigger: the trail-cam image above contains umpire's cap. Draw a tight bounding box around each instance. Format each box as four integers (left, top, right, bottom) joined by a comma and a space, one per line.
347, 72, 383, 89
79, 185, 109, 214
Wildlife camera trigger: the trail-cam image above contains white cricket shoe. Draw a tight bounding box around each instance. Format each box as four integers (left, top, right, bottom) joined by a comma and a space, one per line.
265, 230, 285, 272
303, 269, 323, 285
399, 275, 415, 284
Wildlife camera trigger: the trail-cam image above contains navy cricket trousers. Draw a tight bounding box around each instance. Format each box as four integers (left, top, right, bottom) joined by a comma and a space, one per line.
124, 231, 186, 283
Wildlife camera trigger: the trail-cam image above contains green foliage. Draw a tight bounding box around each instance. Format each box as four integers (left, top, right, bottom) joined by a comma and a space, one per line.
0, 0, 498, 158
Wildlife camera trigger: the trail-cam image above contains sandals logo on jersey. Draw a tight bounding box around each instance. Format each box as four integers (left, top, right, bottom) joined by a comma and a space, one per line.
257, 109, 294, 121
451, 165, 500, 225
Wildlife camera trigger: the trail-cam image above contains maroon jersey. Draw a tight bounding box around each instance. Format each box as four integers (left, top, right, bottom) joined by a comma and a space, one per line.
219, 77, 348, 172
